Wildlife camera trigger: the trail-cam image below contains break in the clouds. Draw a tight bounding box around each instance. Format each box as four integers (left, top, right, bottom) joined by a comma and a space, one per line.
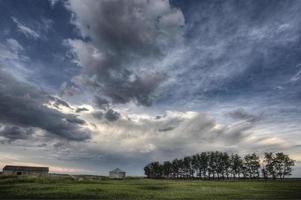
0, 0, 301, 176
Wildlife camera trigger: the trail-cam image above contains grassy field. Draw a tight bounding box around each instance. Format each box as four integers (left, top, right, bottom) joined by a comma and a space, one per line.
0, 176, 300, 199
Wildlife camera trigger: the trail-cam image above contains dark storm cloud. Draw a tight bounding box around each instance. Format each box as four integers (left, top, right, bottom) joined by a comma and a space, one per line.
66, 0, 184, 106
101, 72, 166, 106
0, 124, 33, 141
0, 69, 90, 141
104, 109, 120, 122
49, 95, 71, 108
94, 96, 109, 109
75, 107, 89, 113
66, 116, 86, 125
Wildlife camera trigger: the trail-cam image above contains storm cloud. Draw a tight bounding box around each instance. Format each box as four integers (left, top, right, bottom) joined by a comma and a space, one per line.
0, 69, 90, 141
0, 125, 33, 142
65, 0, 184, 106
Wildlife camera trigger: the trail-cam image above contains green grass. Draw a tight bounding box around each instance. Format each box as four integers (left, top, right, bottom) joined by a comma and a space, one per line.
0, 176, 300, 199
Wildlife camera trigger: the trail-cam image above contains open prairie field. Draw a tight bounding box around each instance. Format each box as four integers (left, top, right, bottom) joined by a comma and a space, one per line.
0, 176, 300, 200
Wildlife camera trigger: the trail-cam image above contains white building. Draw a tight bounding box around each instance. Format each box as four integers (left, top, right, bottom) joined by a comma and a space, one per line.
109, 168, 126, 178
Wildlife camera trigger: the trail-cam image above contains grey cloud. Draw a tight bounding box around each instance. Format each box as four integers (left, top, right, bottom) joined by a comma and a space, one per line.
0, 124, 33, 141
76, 107, 89, 113
226, 108, 262, 122
66, 116, 86, 125
104, 109, 120, 121
94, 96, 109, 109
158, 127, 175, 132
92, 111, 104, 120
96, 111, 253, 154
49, 95, 71, 108
101, 72, 166, 106
67, 0, 183, 56
55, 111, 273, 171
66, 0, 184, 106
0, 69, 90, 141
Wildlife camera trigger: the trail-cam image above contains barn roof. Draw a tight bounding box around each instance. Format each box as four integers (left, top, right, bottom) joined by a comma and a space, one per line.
110, 168, 125, 173
3, 165, 49, 172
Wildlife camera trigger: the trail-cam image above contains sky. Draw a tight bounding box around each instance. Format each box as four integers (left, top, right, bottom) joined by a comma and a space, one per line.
0, 0, 301, 176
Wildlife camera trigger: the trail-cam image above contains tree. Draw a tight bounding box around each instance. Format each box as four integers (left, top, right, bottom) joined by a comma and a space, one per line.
208, 152, 217, 179
191, 154, 200, 178
162, 161, 172, 178
183, 156, 193, 178
177, 158, 185, 178
216, 152, 223, 179
144, 151, 295, 180
282, 153, 295, 179
221, 152, 231, 179
199, 152, 209, 179
244, 153, 260, 178
264, 152, 276, 179
171, 159, 180, 178
144, 164, 151, 178
261, 166, 268, 179
274, 152, 295, 179
144, 162, 162, 178
230, 154, 243, 179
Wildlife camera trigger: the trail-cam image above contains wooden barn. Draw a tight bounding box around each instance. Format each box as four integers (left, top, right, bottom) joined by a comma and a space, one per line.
109, 168, 126, 179
2, 165, 49, 176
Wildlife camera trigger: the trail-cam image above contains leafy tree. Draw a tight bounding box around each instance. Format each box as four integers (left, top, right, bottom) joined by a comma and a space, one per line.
222, 152, 231, 179
183, 156, 193, 178
243, 153, 260, 178
144, 162, 162, 178
261, 166, 268, 179
199, 152, 209, 179
230, 154, 243, 179
191, 154, 200, 178
144, 164, 151, 178
208, 152, 217, 179
162, 161, 172, 178
274, 152, 295, 179
171, 159, 180, 178
144, 151, 294, 180
282, 154, 295, 178
264, 152, 276, 179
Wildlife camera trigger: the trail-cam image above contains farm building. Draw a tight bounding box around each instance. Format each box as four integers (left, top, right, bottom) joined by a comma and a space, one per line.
2, 165, 49, 176
109, 168, 126, 178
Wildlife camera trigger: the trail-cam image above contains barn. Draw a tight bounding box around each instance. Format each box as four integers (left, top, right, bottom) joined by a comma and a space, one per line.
2, 165, 49, 176
109, 168, 126, 178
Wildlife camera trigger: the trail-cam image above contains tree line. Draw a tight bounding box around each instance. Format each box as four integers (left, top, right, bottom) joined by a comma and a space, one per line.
144, 152, 295, 180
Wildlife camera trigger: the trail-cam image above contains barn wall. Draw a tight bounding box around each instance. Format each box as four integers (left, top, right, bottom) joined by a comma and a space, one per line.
2, 170, 48, 176
109, 172, 126, 178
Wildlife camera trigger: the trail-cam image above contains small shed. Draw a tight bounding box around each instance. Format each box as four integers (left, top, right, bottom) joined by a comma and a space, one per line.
2, 165, 49, 176
109, 168, 126, 178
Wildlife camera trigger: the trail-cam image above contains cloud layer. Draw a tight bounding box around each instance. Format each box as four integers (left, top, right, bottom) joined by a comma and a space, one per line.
65, 0, 184, 106
0, 68, 90, 141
